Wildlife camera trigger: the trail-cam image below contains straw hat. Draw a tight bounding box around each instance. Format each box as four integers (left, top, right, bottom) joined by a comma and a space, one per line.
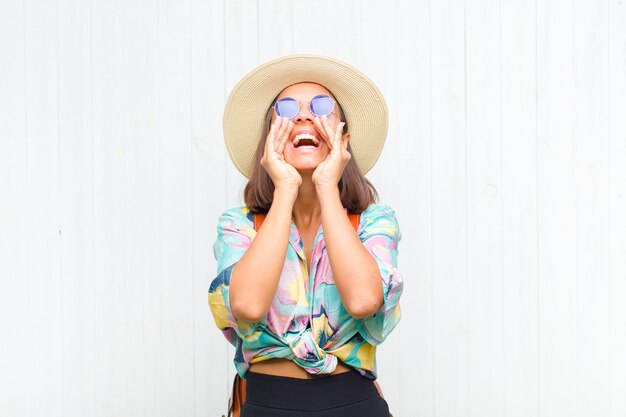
222, 54, 388, 179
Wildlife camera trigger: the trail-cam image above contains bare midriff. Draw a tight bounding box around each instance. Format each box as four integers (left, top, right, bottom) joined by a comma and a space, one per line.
248, 358, 353, 379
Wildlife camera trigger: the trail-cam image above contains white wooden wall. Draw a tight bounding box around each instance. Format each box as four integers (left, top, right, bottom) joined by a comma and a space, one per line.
1, 0, 625, 416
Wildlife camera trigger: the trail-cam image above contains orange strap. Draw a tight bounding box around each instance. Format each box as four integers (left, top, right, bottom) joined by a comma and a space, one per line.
253, 212, 360, 232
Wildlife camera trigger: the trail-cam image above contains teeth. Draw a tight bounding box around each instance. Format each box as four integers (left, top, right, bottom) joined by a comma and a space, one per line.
293, 133, 319, 147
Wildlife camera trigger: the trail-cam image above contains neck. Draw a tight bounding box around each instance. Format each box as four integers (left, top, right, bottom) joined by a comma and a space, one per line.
292, 172, 321, 226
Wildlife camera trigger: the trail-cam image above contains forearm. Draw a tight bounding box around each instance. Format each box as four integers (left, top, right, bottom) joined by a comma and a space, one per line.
229, 187, 296, 321
317, 186, 383, 318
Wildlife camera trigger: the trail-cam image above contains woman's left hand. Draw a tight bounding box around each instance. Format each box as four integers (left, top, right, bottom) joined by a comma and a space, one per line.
312, 116, 350, 191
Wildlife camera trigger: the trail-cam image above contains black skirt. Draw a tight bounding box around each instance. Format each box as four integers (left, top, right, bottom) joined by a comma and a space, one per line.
241, 369, 391, 417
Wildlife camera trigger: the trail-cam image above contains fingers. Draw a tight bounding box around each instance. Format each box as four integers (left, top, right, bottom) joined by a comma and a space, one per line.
340, 124, 349, 151
312, 116, 350, 155
338, 122, 345, 141
330, 120, 344, 153
312, 116, 332, 149
275, 116, 290, 144
266, 116, 291, 155
276, 120, 293, 154
264, 121, 277, 158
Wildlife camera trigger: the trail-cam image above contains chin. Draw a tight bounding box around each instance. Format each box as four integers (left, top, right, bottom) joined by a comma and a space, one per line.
285, 155, 326, 171
292, 164, 320, 174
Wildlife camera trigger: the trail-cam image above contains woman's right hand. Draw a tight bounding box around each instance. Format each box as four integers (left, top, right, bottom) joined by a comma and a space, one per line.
260, 116, 302, 192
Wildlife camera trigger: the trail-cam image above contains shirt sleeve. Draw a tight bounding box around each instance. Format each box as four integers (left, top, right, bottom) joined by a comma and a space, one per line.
355, 204, 404, 345
208, 207, 266, 345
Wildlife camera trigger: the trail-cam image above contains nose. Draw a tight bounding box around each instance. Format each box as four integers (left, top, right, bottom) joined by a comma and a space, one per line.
293, 101, 314, 123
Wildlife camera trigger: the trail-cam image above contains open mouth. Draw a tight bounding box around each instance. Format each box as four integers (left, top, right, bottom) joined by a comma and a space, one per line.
293, 133, 320, 149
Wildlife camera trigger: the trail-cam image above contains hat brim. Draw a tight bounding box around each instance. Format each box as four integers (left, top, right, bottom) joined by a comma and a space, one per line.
223, 54, 388, 179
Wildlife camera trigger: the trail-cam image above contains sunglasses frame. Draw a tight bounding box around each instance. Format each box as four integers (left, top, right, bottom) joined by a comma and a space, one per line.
273, 94, 337, 119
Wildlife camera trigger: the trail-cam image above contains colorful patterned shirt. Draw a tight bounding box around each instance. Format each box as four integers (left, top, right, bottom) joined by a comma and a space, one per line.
208, 203, 403, 380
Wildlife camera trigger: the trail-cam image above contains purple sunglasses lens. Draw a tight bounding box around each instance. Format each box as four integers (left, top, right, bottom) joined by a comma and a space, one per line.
310, 95, 334, 116
274, 98, 299, 118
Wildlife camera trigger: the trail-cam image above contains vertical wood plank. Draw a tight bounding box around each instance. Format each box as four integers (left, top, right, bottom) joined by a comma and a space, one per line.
156, 0, 195, 414
291, 0, 358, 61
356, 0, 399, 207
500, 0, 540, 416
609, 0, 626, 416
394, 0, 435, 415
91, 0, 129, 414
123, 0, 160, 415
258, 0, 293, 61
536, 0, 577, 415
430, 0, 469, 415
23, 0, 63, 415
224, 0, 257, 207
0, 1, 29, 416
191, 0, 230, 415
572, 1, 611, 415
465, 0, 504, 416
58, 0, 96, 415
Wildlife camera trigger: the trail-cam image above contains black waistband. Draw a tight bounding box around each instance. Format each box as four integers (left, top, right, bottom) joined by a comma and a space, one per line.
244, 369, 379, 411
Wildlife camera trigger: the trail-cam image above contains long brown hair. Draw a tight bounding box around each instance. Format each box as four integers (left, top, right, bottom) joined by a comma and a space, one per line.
243, 92, 379, 214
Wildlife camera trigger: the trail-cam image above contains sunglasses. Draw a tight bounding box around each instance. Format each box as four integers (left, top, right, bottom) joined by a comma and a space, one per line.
273, 94, 336, 119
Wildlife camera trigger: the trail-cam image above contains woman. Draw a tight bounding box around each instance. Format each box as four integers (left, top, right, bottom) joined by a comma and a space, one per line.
209, 54, 403, 417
